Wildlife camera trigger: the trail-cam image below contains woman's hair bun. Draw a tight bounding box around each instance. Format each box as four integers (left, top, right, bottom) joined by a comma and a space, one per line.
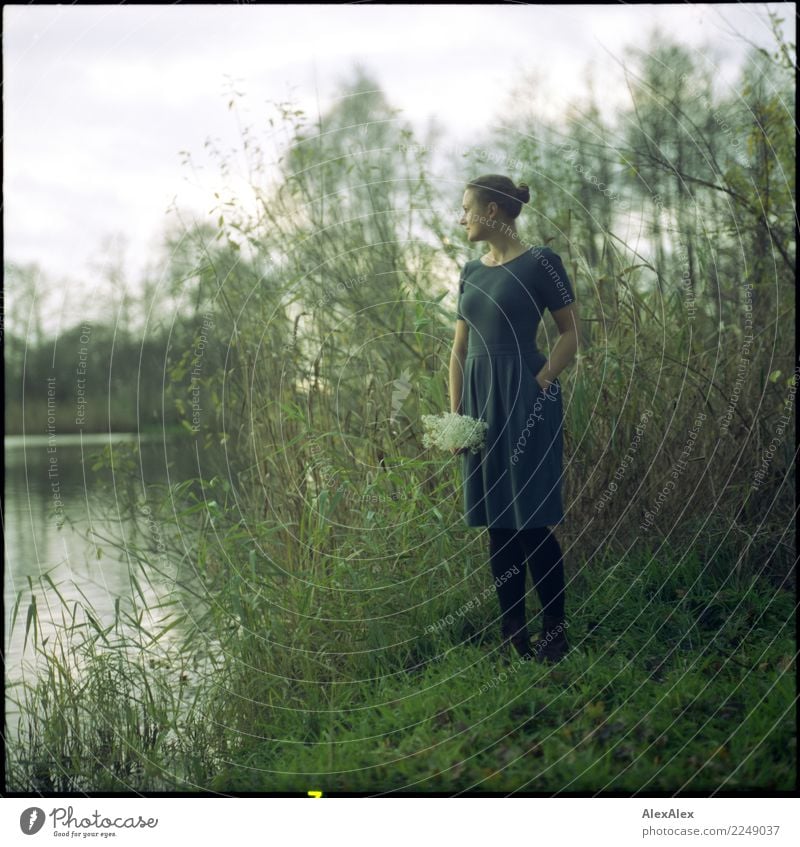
466, 174, 529, 220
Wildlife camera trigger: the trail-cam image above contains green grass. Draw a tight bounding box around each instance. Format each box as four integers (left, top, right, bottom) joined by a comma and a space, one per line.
207, 547, 796, 794
213, 649, 794, 794
6, 484, 795, 794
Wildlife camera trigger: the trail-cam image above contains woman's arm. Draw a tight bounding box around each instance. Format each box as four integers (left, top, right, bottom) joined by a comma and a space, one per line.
535, 302, 579, 390
449, 319, 469, 413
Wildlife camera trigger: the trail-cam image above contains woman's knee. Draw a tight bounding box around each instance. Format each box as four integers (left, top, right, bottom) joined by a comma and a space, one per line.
520, 525, 550, 547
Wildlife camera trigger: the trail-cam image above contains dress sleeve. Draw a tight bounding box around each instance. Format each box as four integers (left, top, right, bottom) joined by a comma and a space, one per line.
456, 265, 467, 320
538, 249, 575, 313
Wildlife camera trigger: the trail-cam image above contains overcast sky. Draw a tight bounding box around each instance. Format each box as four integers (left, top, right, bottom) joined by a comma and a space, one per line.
3, 3, 792, 333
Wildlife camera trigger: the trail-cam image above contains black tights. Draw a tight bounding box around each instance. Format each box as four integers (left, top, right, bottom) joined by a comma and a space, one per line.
488, 526, 566, 640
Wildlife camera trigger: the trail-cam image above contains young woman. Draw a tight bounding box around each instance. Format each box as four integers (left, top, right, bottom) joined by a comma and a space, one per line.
449, 174, 579, 663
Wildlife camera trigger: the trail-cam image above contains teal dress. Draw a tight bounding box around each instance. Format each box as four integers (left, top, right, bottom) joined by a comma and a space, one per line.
456, 246, 576, 529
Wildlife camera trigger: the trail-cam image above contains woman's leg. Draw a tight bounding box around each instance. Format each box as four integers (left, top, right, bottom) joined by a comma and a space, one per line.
518, 526, 565, 620
518, 526, 569, 661
487, 527, 533, 659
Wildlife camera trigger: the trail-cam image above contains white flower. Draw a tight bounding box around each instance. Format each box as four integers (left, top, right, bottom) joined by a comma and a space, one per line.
421, 412, 488, 454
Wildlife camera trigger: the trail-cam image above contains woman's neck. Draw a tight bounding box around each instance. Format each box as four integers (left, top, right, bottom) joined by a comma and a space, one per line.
485, 231, 529, 264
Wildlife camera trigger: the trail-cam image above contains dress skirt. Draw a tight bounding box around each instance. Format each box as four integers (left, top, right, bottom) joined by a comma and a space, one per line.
461, 341, 566, 529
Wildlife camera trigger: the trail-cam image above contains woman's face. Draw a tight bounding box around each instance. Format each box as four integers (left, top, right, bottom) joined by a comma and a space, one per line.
460, 189, 495, 242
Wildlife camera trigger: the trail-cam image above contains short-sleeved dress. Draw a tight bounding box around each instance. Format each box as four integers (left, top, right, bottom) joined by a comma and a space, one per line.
456, 245, 576, 529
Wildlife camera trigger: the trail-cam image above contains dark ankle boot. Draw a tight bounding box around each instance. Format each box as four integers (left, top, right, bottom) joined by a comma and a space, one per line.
501, 616, 534, 662
533, 615, 569, 664
509, 631, 534, 662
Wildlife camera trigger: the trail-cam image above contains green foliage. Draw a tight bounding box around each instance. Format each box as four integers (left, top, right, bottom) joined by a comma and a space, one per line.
207, 546, 795, 793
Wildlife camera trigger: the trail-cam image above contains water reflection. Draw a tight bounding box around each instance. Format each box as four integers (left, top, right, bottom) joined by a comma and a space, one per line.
4, 432, 202, 737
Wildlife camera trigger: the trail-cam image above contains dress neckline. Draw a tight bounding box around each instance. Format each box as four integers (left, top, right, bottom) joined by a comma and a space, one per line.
479, 248, 531, 268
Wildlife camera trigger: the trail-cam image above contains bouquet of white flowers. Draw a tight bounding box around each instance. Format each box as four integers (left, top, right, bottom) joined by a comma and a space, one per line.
421, 412, 488, 454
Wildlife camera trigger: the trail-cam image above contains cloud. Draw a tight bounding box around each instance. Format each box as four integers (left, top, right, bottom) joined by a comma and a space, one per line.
4, 2, 790, 336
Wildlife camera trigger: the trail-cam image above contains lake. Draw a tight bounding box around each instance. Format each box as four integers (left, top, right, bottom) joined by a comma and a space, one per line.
4, 431, 202, 742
